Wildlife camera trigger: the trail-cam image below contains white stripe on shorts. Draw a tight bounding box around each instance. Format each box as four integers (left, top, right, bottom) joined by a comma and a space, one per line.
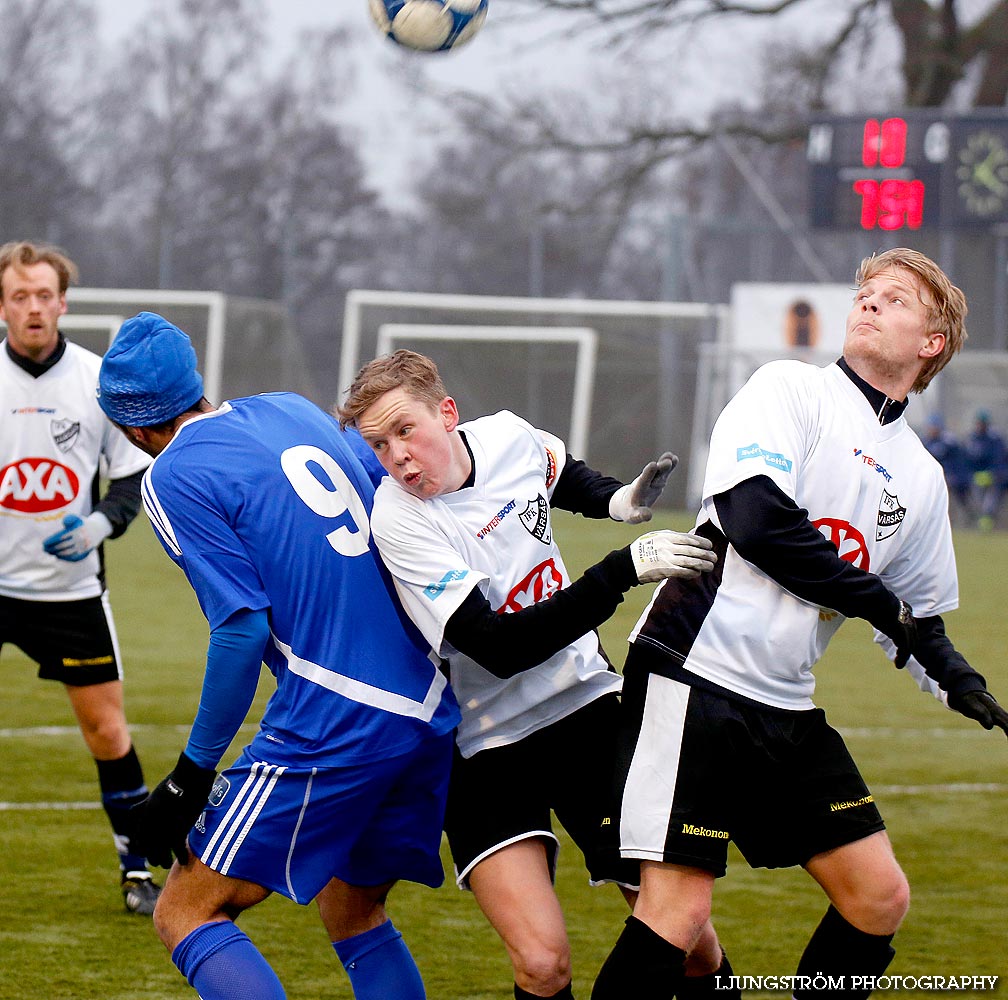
620, 674, 691, 861
200, 760, 287, 876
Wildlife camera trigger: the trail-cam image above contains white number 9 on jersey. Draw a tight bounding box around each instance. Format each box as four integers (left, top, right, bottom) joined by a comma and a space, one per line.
281, 445, 371, 557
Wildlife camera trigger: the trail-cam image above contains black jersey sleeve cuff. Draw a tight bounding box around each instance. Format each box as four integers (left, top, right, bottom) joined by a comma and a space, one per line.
550, 458, 622, 518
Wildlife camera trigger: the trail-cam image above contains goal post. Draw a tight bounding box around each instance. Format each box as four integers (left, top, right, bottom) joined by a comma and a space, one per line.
376, 324, 598, 458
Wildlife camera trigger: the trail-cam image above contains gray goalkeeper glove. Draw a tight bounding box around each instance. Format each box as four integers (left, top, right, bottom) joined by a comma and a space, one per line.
42, 512, 113, 562
609, 453, 678, 524
630, 530, 717, 584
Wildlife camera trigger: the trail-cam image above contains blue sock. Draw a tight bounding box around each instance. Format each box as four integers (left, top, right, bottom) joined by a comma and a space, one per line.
333, 920, 425, 1000
172, 921, 286, 1000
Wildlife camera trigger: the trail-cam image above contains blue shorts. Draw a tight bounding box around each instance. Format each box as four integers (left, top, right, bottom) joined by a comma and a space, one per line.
189, 731, 454, 904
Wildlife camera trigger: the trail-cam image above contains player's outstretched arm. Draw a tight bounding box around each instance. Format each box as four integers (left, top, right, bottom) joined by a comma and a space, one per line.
444, 529, 716, 677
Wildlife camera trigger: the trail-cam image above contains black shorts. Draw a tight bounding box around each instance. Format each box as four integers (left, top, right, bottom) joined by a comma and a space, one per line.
444, 693, 641, 890
0, 593, 123, 686
610, 653, 885, 877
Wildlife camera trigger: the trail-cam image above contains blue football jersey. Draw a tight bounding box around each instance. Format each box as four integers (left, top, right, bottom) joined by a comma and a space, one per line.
142, 392, 460, 766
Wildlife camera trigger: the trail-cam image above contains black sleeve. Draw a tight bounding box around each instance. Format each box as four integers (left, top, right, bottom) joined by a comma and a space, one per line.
549, 457, 623, 519
712, 475, 901, 630
442, 547, 637, 678
94, 469, 144, 539
912, 615, 987, 698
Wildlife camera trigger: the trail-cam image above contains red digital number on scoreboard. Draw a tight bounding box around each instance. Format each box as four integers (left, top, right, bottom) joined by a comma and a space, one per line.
852, 118, 926, 230
853, 178, 926, 230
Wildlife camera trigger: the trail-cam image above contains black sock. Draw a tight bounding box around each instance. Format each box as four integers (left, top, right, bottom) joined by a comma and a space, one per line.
678, 950, 739, 999
793, 905, 895, 1000
592, 915, 687, 999
96, 745, 149, 873
515, 984, 575, 999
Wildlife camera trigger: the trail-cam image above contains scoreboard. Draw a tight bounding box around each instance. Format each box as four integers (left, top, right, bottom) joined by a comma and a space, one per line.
808, 113, 1008, 230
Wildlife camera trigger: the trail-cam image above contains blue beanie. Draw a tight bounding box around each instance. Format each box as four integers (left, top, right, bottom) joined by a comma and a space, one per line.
97, 312, 204, 426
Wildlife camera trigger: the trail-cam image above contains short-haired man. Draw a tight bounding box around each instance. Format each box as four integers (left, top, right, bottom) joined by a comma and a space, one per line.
590, 248, 1008, 999
339, 349, 725, 1000
0, 240, 160, 914
98, 314, 461, 1000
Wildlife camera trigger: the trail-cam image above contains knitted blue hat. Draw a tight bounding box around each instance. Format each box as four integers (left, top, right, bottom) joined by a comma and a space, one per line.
97, 312, 204, 426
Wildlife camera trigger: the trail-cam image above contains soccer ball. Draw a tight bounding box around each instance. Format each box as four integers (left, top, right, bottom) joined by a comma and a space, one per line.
368, 0, 489, 52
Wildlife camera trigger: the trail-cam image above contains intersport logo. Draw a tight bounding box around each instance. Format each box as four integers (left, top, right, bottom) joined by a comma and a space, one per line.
498, 559, 563, 613
0, 457, 79, 513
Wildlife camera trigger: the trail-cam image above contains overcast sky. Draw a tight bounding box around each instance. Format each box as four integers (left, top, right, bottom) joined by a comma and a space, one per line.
92, 1, 553, 201
89, 0, 842, 206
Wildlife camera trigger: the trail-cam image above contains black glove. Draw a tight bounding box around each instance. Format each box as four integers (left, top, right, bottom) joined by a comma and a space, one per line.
947, 689, 1008, 738
881, 599, 918, 669
129, 751, 217, 869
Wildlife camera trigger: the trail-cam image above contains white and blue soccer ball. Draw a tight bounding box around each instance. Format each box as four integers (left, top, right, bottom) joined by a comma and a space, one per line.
368, 0, 489, 52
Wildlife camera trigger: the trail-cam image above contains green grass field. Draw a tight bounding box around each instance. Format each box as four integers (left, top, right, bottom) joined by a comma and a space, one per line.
1, 511, 1005, 998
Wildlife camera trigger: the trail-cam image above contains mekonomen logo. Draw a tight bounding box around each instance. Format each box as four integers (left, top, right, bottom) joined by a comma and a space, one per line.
681, 823, 730, 840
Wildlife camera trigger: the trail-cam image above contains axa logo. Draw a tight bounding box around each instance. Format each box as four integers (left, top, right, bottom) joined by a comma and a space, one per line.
498, 559, 563, 613
812, 517, 870, 571
0, 457, 79, 513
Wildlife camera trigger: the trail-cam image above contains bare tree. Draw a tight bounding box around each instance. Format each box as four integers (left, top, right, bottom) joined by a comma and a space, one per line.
0, 0, 99, 246
522, 0, 1008, 108
90, 0, 267, 287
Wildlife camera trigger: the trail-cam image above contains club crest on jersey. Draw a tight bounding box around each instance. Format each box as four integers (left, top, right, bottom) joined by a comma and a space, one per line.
50, 418, 80, 454
876, 490, 906, 540
519, 494, 551, 545
0, 457, 80, 513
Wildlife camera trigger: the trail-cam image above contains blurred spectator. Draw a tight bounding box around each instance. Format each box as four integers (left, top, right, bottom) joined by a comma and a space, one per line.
922, 413, 972, 522
964, 409, 1008, 530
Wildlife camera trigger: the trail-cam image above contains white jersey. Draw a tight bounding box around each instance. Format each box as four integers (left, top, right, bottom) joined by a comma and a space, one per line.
0, 339, 150, 601
371, 409, 622, 758
631, 360, 957, 710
